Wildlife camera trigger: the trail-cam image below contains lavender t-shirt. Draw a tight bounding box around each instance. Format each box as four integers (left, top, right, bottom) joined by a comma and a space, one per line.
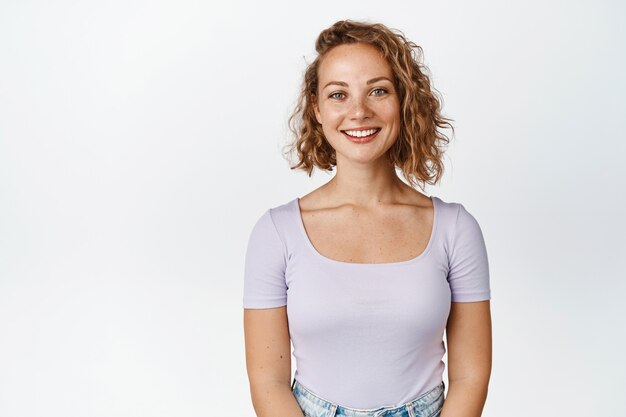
242, 195, 491, 409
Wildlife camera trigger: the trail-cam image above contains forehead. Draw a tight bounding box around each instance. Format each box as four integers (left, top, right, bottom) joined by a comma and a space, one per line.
318, 43, 394, 85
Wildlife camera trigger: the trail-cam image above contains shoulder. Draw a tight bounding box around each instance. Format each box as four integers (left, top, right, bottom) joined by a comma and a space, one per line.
433, 196, 482, 226
433, 195, 462, 226
247, 198, 300, 249
267, 198, 296, 224
432, 196, 487, 251
249, 198, 296, 229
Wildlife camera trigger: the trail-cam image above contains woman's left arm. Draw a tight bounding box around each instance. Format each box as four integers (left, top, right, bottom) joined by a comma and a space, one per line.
441, 300, 492, 417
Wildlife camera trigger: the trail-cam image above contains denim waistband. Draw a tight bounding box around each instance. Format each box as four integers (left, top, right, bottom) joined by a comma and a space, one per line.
291, 378, 445, 417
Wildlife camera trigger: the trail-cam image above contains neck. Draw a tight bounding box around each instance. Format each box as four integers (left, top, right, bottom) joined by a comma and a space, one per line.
323, 158, 410, 207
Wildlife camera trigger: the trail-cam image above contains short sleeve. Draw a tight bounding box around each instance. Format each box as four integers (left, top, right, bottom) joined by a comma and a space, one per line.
447, 203, 491, 302
242, 208, 288, 308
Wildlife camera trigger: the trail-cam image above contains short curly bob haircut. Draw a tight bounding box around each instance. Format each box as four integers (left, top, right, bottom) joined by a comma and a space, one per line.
282, 20, 455, 190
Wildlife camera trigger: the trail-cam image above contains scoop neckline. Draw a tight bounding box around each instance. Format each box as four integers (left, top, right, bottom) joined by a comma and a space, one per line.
293, 195, 439, 267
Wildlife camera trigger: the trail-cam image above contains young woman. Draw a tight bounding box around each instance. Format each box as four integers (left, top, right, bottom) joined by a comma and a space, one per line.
243, 20, 492, 417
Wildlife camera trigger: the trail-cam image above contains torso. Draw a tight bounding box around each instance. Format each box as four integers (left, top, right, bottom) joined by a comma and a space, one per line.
297, 189, 434, 264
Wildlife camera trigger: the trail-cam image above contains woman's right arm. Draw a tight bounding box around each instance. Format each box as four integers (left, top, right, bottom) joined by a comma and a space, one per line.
244, 306, 304, 417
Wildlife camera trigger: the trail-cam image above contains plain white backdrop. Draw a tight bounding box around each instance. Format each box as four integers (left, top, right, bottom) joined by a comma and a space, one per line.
1, 0, 625, 416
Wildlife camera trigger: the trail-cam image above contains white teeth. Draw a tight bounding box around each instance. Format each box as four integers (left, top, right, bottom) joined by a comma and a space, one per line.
344, 128, 378, 138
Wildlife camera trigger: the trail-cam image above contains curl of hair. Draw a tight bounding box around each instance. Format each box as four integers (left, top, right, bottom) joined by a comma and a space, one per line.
282, 19, 455, 190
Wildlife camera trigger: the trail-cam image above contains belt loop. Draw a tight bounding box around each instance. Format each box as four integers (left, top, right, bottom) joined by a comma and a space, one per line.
327, 403, 337, 417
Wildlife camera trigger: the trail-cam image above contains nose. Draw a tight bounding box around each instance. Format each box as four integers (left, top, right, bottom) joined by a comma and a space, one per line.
349, 96, 373, 120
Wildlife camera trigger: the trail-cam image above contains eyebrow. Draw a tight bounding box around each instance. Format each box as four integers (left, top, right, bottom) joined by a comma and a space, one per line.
322, 76, 393, 90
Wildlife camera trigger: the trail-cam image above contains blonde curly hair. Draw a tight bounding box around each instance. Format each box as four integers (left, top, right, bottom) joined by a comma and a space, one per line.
282, 20, 455, 190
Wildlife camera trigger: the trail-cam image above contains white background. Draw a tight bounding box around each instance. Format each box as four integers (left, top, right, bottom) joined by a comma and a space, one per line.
1, 1, 625, 416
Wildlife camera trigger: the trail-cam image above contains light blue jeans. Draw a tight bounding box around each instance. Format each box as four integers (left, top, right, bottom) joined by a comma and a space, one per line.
291, 378, 445, 417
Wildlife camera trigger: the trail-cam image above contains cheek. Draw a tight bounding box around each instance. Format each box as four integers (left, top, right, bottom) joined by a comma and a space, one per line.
320, 107, 343, 124
382, 104, 401, 127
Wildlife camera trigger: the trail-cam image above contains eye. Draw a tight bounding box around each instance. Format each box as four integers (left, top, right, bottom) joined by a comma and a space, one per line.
371, 88, 388, 96
329, 92, 345, 99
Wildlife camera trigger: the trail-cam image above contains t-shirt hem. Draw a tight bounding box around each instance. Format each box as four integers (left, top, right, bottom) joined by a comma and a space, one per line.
450, 292, 491, 302
243, 299, 288, 309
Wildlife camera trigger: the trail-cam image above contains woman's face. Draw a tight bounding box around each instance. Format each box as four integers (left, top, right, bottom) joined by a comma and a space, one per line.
313, 42, 401, 166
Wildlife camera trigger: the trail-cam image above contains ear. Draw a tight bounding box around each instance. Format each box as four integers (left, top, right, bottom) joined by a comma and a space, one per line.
311, 94, 322, 125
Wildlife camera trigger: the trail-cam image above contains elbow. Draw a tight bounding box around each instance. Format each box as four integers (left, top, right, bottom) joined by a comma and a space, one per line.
448, 362, 491, 387
448, 370, 490, 391
248, 371, 293, 396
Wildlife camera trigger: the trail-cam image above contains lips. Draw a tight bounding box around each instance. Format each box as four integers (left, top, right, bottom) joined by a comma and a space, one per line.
340, 127, 381, 143
341, 127, 381, 138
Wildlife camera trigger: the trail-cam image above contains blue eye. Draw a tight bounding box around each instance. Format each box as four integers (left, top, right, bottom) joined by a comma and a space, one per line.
329, 92, 345, 99
372, 88, 387, 96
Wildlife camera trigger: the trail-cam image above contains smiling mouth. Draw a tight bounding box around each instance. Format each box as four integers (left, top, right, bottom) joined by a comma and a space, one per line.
341, 128, 381, 138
